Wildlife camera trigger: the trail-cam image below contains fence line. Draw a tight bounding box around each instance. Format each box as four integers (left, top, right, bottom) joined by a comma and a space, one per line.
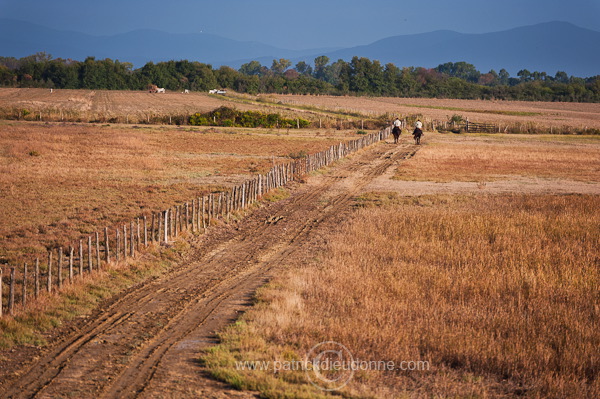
0, 127, 391, 318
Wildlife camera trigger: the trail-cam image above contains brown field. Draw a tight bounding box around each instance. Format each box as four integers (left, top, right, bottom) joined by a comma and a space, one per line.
205, 194, 600, 398
391, 133, 600, 183
0, 120, 355, 264
3, 88, 600, 132
200, 133, 600, 398
270, 94, 600, 130
0, 88, 266, 124
1, 90, 599, 398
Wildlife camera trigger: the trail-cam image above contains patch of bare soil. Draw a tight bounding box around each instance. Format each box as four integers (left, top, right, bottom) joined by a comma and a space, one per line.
366, 156, 600, 196
0, 139, 418, 398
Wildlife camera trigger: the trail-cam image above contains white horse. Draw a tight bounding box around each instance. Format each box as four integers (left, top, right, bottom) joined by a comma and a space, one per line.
156, 88, 166, 93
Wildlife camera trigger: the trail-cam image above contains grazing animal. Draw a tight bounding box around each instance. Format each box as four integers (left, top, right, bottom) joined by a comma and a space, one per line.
156, 87, 166, 93
184, 89, 190, 94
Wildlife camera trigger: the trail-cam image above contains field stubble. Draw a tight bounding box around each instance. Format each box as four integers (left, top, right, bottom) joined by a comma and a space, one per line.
204, 194, 600, 398
201, 133, 600, 397
270, 94, 600, 130
0, 121, 353, 264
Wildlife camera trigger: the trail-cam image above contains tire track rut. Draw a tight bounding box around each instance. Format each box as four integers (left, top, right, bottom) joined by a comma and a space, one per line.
1, 141, 418, 399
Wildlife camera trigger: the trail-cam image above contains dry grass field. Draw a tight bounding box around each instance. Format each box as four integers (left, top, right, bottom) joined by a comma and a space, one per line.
204, 194, 599, 398
270, 94, 600, 130
3, 89, 600, 133
201, 132, 600, 398
0, 88, 241, 122
392, 133, 600, 183
1, 90, 599, 397
0, 121, 355, 264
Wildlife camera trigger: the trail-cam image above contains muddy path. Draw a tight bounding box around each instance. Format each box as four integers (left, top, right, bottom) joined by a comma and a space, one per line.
0, 140, 418, 399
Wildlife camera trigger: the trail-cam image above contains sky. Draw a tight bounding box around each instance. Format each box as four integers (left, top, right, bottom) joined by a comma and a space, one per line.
1, 0, 600, 50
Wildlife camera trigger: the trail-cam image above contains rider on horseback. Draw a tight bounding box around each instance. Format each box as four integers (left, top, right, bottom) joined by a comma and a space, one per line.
392, 118, 402, 144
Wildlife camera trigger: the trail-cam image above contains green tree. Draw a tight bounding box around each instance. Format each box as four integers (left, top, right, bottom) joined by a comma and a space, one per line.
270, 58, 292, 75
239, 61, 263, 76
555, 71, 569, 83
313, 55, 330, 80
295, 61, 313, 76
215, 65, 238, 88
498, 68, 510, 85
517, 69, 532, 82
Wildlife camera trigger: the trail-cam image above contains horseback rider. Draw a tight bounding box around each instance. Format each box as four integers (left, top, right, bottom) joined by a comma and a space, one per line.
392, 118, 402, 144
413, 120, 423, 145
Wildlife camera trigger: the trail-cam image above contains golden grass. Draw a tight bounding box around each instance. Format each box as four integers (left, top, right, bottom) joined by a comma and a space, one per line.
0, 122, 349, 264
394, 133, 600, 182
202, 194, 600, 398
0, 238, 189, 349
270, 94, 600, 130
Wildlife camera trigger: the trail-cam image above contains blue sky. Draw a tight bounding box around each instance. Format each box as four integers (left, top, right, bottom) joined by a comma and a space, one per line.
1, 0, 599, 49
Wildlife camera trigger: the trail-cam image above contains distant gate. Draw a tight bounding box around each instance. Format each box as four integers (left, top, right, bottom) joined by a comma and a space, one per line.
465, 121, 499, 133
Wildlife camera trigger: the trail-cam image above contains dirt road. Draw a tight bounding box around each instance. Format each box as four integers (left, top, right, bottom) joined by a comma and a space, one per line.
0, 140, 418, 398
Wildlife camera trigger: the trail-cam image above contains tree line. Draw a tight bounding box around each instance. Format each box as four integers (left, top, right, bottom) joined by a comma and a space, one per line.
1, 52, 599, 102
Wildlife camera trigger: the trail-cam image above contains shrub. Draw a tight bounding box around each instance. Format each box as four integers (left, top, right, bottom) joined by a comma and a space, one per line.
189, 107, 311, 129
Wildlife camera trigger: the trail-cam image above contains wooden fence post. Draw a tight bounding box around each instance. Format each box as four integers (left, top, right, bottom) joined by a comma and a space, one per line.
130, 222, 135, 257
191, 199, 196, 232
123, 225, 128, 260
47, 251, 53, 293
0, 268, 3, 318
69, 246, 74, 283
202, 197, 206, 229
95, 232, 101, 269
115, 231, 120, 263
178, 206, 182, 235
170, 207, 175, 238
143, 216, 148, 247
185, 203, 189, 230
22, 263, 27, 308
173, 207, 178, 237
79, 240, 84, 275
151, 213, 156, 243
217, 195, 222, 219
9, 267, 15, 315
157, 212, 163, 243
164, 210, 169, 243
88, 236, 93, 272
58, 247, 63, 289
241, 183, 246, 209
35, 258, 40, 299
208, 195, 213, 225
105, 227, 110, 264
136, 219, 141, 251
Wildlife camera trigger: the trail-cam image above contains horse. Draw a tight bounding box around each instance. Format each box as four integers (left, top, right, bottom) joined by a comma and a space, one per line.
412, 128, 423, 145
392, 126, 401, 144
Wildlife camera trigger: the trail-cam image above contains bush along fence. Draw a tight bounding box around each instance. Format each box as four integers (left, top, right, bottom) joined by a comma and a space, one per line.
0, 127, 391, 318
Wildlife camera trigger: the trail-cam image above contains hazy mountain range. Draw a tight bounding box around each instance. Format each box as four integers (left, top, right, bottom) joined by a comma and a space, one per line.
1, 19, 599, 77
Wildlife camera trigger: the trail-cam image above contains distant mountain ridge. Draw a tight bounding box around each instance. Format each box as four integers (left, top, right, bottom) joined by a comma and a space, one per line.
316, 21, 600, 77
1, 19, 598, 77
0, 18, 338, 68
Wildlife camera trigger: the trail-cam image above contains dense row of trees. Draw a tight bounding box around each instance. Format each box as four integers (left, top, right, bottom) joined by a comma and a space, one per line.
1, 52, 599, 102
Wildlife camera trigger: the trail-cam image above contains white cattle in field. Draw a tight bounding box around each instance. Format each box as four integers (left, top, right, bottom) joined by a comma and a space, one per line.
184, 89, 190, 94
156, 87, 165, 93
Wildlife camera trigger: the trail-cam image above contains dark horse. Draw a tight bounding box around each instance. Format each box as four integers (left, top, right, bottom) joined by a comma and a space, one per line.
392, 126, 401, 144
412, 128, 423, 145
